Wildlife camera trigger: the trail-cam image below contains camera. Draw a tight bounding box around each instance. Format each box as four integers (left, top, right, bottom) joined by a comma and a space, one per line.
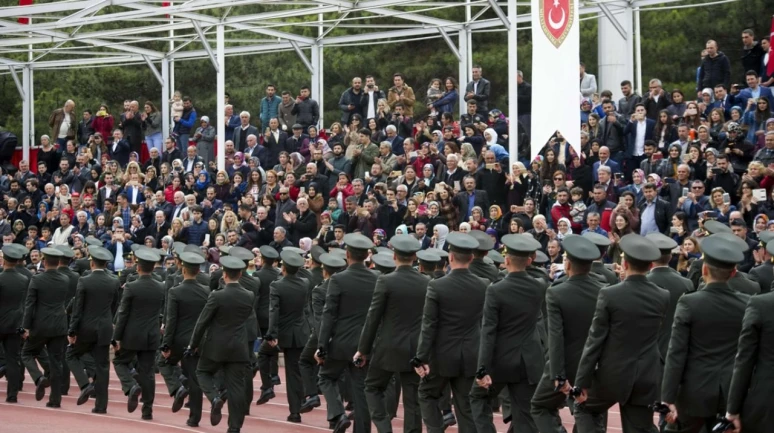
410, 357, 423, 368
316, 347, 327, 361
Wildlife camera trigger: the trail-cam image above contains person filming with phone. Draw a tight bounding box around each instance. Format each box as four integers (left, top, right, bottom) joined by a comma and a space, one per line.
705, 154, 741, 204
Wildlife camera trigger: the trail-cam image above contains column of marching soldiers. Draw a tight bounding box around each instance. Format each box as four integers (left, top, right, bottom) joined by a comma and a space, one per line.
0, 221, 772, 433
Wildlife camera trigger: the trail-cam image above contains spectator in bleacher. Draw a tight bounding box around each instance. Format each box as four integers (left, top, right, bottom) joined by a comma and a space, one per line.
260, 84, 281, 131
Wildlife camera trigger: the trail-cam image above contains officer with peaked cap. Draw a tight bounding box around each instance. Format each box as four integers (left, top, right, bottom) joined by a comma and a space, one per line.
748, 230, 774, 293
581, 232, 618, 285
573, 234, 670, 432
111, 247, 164, 419
72, 236, 102, 275
414, 233, 490, 433
725, 240, 774, 433
0, 244, 33, 403
469, 234, 544, 433
54, 245, 79, 396
661, 235, 750, 433
703, 233, 760, 296
468, 230, 500, 283
262, 250, 310, 423
316, 233, 378, 433
254, 245, 282, 402
65, 246, 119, 413
356, 234, 429, 433
160, 252, 210, 426
21, 247, 69, 407
645, 232, 693, 363
371, 253, 396, 274
687, 220, 732, 289
417, 250, 441, 277
189, 256, 254, 432
531, 235, 606, 433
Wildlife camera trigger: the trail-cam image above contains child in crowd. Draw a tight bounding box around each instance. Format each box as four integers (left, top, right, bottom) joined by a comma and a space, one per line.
569, 187, 587, 227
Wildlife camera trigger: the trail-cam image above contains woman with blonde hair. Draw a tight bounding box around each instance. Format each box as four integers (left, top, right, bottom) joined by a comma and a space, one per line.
220, 210, 240, 234
168, 217, 187, 243
122, 161, 145, 184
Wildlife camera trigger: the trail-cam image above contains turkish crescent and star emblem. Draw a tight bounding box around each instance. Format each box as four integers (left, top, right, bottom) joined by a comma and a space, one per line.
540, 0, 574, 48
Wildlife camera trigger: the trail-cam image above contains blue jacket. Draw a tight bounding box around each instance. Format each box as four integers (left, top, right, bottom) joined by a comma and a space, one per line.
432, 89, 458, 115
260, 96, 281, 130
735, 86, 774, 112
177, 108, 197, 135
592, 159, 621, 182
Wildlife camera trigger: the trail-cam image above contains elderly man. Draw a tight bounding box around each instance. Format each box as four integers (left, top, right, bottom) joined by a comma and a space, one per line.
48, 100, 76, 146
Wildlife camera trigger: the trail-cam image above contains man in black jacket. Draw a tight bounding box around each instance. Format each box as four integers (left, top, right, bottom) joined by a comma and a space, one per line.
698, 40, 731, 92
638, 183, 671, 235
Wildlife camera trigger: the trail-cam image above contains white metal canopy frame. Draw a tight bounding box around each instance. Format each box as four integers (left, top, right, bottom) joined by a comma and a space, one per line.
0, 0, 688, 170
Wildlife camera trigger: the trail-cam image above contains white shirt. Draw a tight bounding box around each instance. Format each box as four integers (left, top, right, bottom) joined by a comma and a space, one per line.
58, 112, 71, 139
366, 91, 376, 119
114, 242, 125, 272
635, 120, 647, 156
557, 142, 567, 166
185, 159, 195, 172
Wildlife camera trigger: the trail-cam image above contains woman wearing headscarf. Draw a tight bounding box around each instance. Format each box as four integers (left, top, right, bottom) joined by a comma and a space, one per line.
299, 237, 313, 253
431, 223, 449, 251
487, 205, 506, 239
505, 161, 532, 207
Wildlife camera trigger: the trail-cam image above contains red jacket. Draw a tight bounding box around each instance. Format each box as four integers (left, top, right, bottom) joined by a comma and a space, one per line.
551, 202, 580, 233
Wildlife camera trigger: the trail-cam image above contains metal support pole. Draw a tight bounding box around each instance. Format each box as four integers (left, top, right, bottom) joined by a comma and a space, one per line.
169, 1, 175, 102
22, 66, 30, 162
634, 7, 642, 95
290, 40, 314, 73
317, 44, 324, 129
143, 55, 163, 85
216, 24, 225, 171
507, 0, 518, 159
458, 32, 468, 113
8, 66, 24, 100
465, 0, 473, 84
311, 44, 320, 107
161, 58, 170, 138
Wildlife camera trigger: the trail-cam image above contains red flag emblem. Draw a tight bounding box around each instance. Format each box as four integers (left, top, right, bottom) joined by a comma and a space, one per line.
540, 0, 574, 48
18, 0, 33, 25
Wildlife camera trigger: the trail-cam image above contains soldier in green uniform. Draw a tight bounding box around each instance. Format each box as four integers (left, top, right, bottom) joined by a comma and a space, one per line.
72, 237, 102, 275
747, 231, 774, 293
660, 235, 750, 433
531, 235, 606, 433
55, 245, 79, 396
316, 233, 378, 433
687, 220, 730, 290
254, 245, 282, 404
468, 231, 501, 283
414, 233, 489, 433
161, 252, 210, 426
228, 246, 261, 412
355, 235, 429, 433
574, 235, 670, 433
263, 250, 310, 422
112, 248, 165, 419
581, 232, 619, 285
417, 250, 440, 277
66, 246, 119, 413
21, 247, 70, 407
0, 245, 31, 403
371, 253, 396, 274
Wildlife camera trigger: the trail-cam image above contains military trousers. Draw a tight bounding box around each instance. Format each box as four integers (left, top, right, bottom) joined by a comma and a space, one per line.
179, 353, 203, 426
256, 335, 280, 391
418, 372, 476, 433
263, 346, 302, 415
299, 332, 320, 397
470, 378, 538, 433
0, 333, 22, 400
365, 366, 420, 433
664, 414, 724, 433
21, 335, 65, 405
113, 348, 156, 415
197, 357, 247, 432
66, 340, 108, 411
575, 395, 656, 433
319, 357, 371, 433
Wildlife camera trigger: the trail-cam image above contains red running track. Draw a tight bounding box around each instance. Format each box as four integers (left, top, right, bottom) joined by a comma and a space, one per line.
0, 366, 633, 432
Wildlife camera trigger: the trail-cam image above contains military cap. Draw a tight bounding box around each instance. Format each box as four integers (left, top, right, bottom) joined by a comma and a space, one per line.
417, 250, 441, 263
179, 252, 205, 266
280, 250, 305, 268
55, 245, 75, 258
766, 240, 774, 257
429, 248, 448, 259
217, 245, 231, 255
561, 235, 600, 262
130, 243, 142, 253
645, 232, 678, 252
371, 253, 396, 270
41, 247, 64, 258
501, 234, 541, 256
582, 232, 611, 247
84, 236, 103, 247
229, 246, 254, 262
156, 249, 171, 259
391, 234, 422, 254
220, 256, 247, 270
134, 248, 161, 263
184, 244, 202, 254
618, 234, 660, 262
712, 233, 749, 252
470, 230, 495, 251
310, 245, 326, 263
702, 235, 744, 268
284, 246, 307, 256
173, 242, 187, 254
6, 244, 28, 258
329, 248, 348, 259
319, 253, 346, 269
1, 245, 24, 260
704, 220, 732, 235
344, 233, 375, 250
758, 230, 774, 246
446, 232, 478, 253
375, 246, 393, 255
487, 249, 505, 264
482, 256, 494, 265
533, 250, 549, 264
88, 246, 113, 262
259, 245, 279, 260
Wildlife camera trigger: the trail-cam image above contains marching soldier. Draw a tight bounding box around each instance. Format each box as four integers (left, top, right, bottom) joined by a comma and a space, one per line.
687, 220, 730, 290
55, 245, 79, 396
356, 235, 429, 433
263, 250, 310, 422
417, 250, 440, 278
581, 232, 619, 285
371, 253, 396, 274
66, 246, 119, 413
470, 233, 545, 433
661, 234, 750, 433
414, 233, 489, 433
0, 245, 31, 402
255, 246, 282, 404
112, 248, 165, 419
748, 231, 774, 293
316, 233, 378, 433
161, 252, 210, 427
21, 247, 70, 407
469, 231, 501, 283
573, 235, 670, 433
189, 256, 255, 432
530, 235, 606, 433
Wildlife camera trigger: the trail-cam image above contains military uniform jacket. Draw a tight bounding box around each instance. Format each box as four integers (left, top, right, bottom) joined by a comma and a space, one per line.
416, 268, 489, 378
239, 274, 260, 342
358, 266, 430, 372
119, 265, 137, 287
189, 283, 255, 363
0, 268, 30, 334
22, 269, 70, 338
59, 266, 80, 308
15, 264, 33, 281
470, 258, 501, 283
113, 274, 165, 351
748, 261, 773, 294
661, 282, 749, 417
318, 262, 379, 360
687, 258, 703, 290
255, 266, 281, 331
546, 274, 604, 384
727, 292, 774, 431
73, 257, 91, 275
69, 270, 120, 346
304, 267, 324, 327
575, 274, 669, 405
309, 279, 329, 333
479, 271, 545, 383
591, 261, 618, 285
729, 272, 760, 295
268, 273, 310, 349
646, 266, 692, 361
163, 279, 210, 351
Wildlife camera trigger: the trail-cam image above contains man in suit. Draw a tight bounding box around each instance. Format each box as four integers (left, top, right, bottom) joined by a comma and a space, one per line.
355, 235, 429, 433
623, 104, 655, 177
108, 128, 131, 167
531, 236, 606, 433
161, 252, 210, 427
189, 256, 255, 432
112, 248, 165, 420
470, 234, 545, 433
638, 183, 671, 235
262, 118, 288, 169
453, 176, 489, 223
181, 145, 205, 173
243, 134, 268, 168
316, 233, 379, 433
0, 245, 31, 403
573, 235, 670, 433
233, 111, 259, 152
748, 231, 774, 293
66, 246, 119, 412
97, 172, 121, 210
592, 146, 622, 183
263, 251, 309, 422
414, 233, 490, 433
55, 246, 80, 396
711, 84, 735, 118
21, 247, 70, 407
465, 65, 491, 116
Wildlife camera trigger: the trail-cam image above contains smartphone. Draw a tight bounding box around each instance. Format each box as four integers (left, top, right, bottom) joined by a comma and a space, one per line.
299, 187, 306, 195
682, 187, 689, 197
722, 193, 730, 204
652, 153, 663, 161
664, 177, 675, 184
486, 163, 495, 170
614, 173, 623, 180
712, 168, 722, 175
204, 234, 210, 246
